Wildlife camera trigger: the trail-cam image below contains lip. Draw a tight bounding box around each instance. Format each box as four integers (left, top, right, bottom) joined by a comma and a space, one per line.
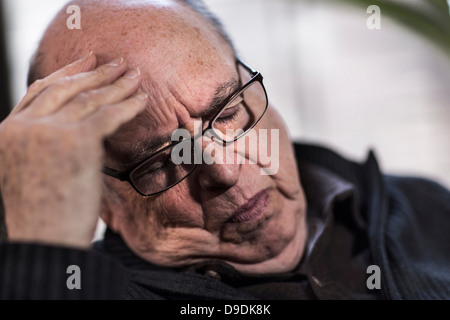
228, 189, 270, 223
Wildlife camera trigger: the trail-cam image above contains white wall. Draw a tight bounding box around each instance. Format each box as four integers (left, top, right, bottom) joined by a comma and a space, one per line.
4, 0, 67, 103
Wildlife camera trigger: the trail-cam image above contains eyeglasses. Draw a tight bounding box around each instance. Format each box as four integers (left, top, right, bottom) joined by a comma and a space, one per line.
103, 58, 269, 196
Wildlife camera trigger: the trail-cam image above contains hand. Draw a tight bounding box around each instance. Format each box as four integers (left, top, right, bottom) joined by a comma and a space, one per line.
0, 52, 147, 248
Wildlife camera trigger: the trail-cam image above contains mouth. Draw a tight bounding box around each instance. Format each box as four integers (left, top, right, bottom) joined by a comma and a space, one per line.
228, 189, 270, 223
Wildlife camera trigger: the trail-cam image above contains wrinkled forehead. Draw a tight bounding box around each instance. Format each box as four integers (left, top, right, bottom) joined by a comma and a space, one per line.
119, 2, 237, 107
103, 1, 237, 120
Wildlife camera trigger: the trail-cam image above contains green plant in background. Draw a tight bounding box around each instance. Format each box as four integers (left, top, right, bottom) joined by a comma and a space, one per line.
327, 0, 450, 57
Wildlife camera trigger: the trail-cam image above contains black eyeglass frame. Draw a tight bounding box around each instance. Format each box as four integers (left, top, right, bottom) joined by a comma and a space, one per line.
103, 57, 269, 197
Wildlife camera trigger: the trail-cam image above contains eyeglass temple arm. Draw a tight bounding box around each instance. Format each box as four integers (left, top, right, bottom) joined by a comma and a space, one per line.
102, 167, 128, 181
236, 56, 258, 76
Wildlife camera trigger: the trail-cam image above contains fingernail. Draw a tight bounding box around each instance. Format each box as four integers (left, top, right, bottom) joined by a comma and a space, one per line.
107, 57, 124, 67
136, 93, 148, 100
124, 68, 141, 79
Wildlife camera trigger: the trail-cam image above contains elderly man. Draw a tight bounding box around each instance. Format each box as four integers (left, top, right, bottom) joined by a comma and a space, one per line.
0, 0, 449, 300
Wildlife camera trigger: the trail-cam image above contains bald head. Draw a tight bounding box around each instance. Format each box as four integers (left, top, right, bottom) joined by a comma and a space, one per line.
28, 0, 234, 85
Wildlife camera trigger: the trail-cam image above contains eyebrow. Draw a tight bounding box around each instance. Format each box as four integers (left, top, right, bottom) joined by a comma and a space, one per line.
126, 80, 241, 166
128, 136, 173, 166
192, 80, 241, 119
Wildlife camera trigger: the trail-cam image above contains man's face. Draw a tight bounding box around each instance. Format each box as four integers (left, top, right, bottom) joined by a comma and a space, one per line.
45, 0, 307, 274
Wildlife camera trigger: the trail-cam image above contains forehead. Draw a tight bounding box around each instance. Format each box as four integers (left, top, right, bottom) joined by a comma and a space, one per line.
118, 2, 237, 120
96, 1, 236, 104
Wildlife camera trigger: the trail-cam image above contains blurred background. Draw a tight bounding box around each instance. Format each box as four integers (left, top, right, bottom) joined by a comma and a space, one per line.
1, 0, 449, 192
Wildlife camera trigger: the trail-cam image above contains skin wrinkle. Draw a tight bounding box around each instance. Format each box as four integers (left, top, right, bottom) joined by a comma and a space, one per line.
117, 73, 239, 169
32, 0, 308, 274
136, 79, 240, 163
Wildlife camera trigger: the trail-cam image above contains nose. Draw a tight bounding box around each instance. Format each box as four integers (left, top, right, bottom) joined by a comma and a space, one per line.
196, 138, 240, 190
197, 161, 240, 190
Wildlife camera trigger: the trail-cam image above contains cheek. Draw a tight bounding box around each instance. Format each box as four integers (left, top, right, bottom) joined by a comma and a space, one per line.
151, 182, 204, 228
263, 108, 302, 198
104, 176, 204, 234
103, 179, 143, 222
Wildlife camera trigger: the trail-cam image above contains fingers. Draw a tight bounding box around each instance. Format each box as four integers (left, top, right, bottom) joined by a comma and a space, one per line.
85, 93, 149, 137
58, 68, 143, 122
10, 53, 149, 145
12, 51, 97, 115
24, 56, 128, 117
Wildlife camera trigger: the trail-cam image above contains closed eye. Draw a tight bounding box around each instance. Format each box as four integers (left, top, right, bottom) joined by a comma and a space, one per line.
215, 97, 244, 124
134, 153, 174, 177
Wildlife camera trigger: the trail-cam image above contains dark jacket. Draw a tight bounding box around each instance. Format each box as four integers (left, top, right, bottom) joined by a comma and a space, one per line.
0, 143, 449, 299
295, 143, 450, 299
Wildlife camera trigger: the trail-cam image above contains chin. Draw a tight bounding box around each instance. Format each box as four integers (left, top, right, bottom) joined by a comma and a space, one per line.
221, 208, 306, 274
227, 228, 306, 275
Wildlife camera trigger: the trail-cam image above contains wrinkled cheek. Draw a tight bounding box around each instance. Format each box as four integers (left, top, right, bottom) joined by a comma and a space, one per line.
101, 179, 138, 227
107, 178, 203, 251
275, 151, 302, 191
258, 109, 301, 196
112, 196, 169, 254
151, 184, 204, 228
